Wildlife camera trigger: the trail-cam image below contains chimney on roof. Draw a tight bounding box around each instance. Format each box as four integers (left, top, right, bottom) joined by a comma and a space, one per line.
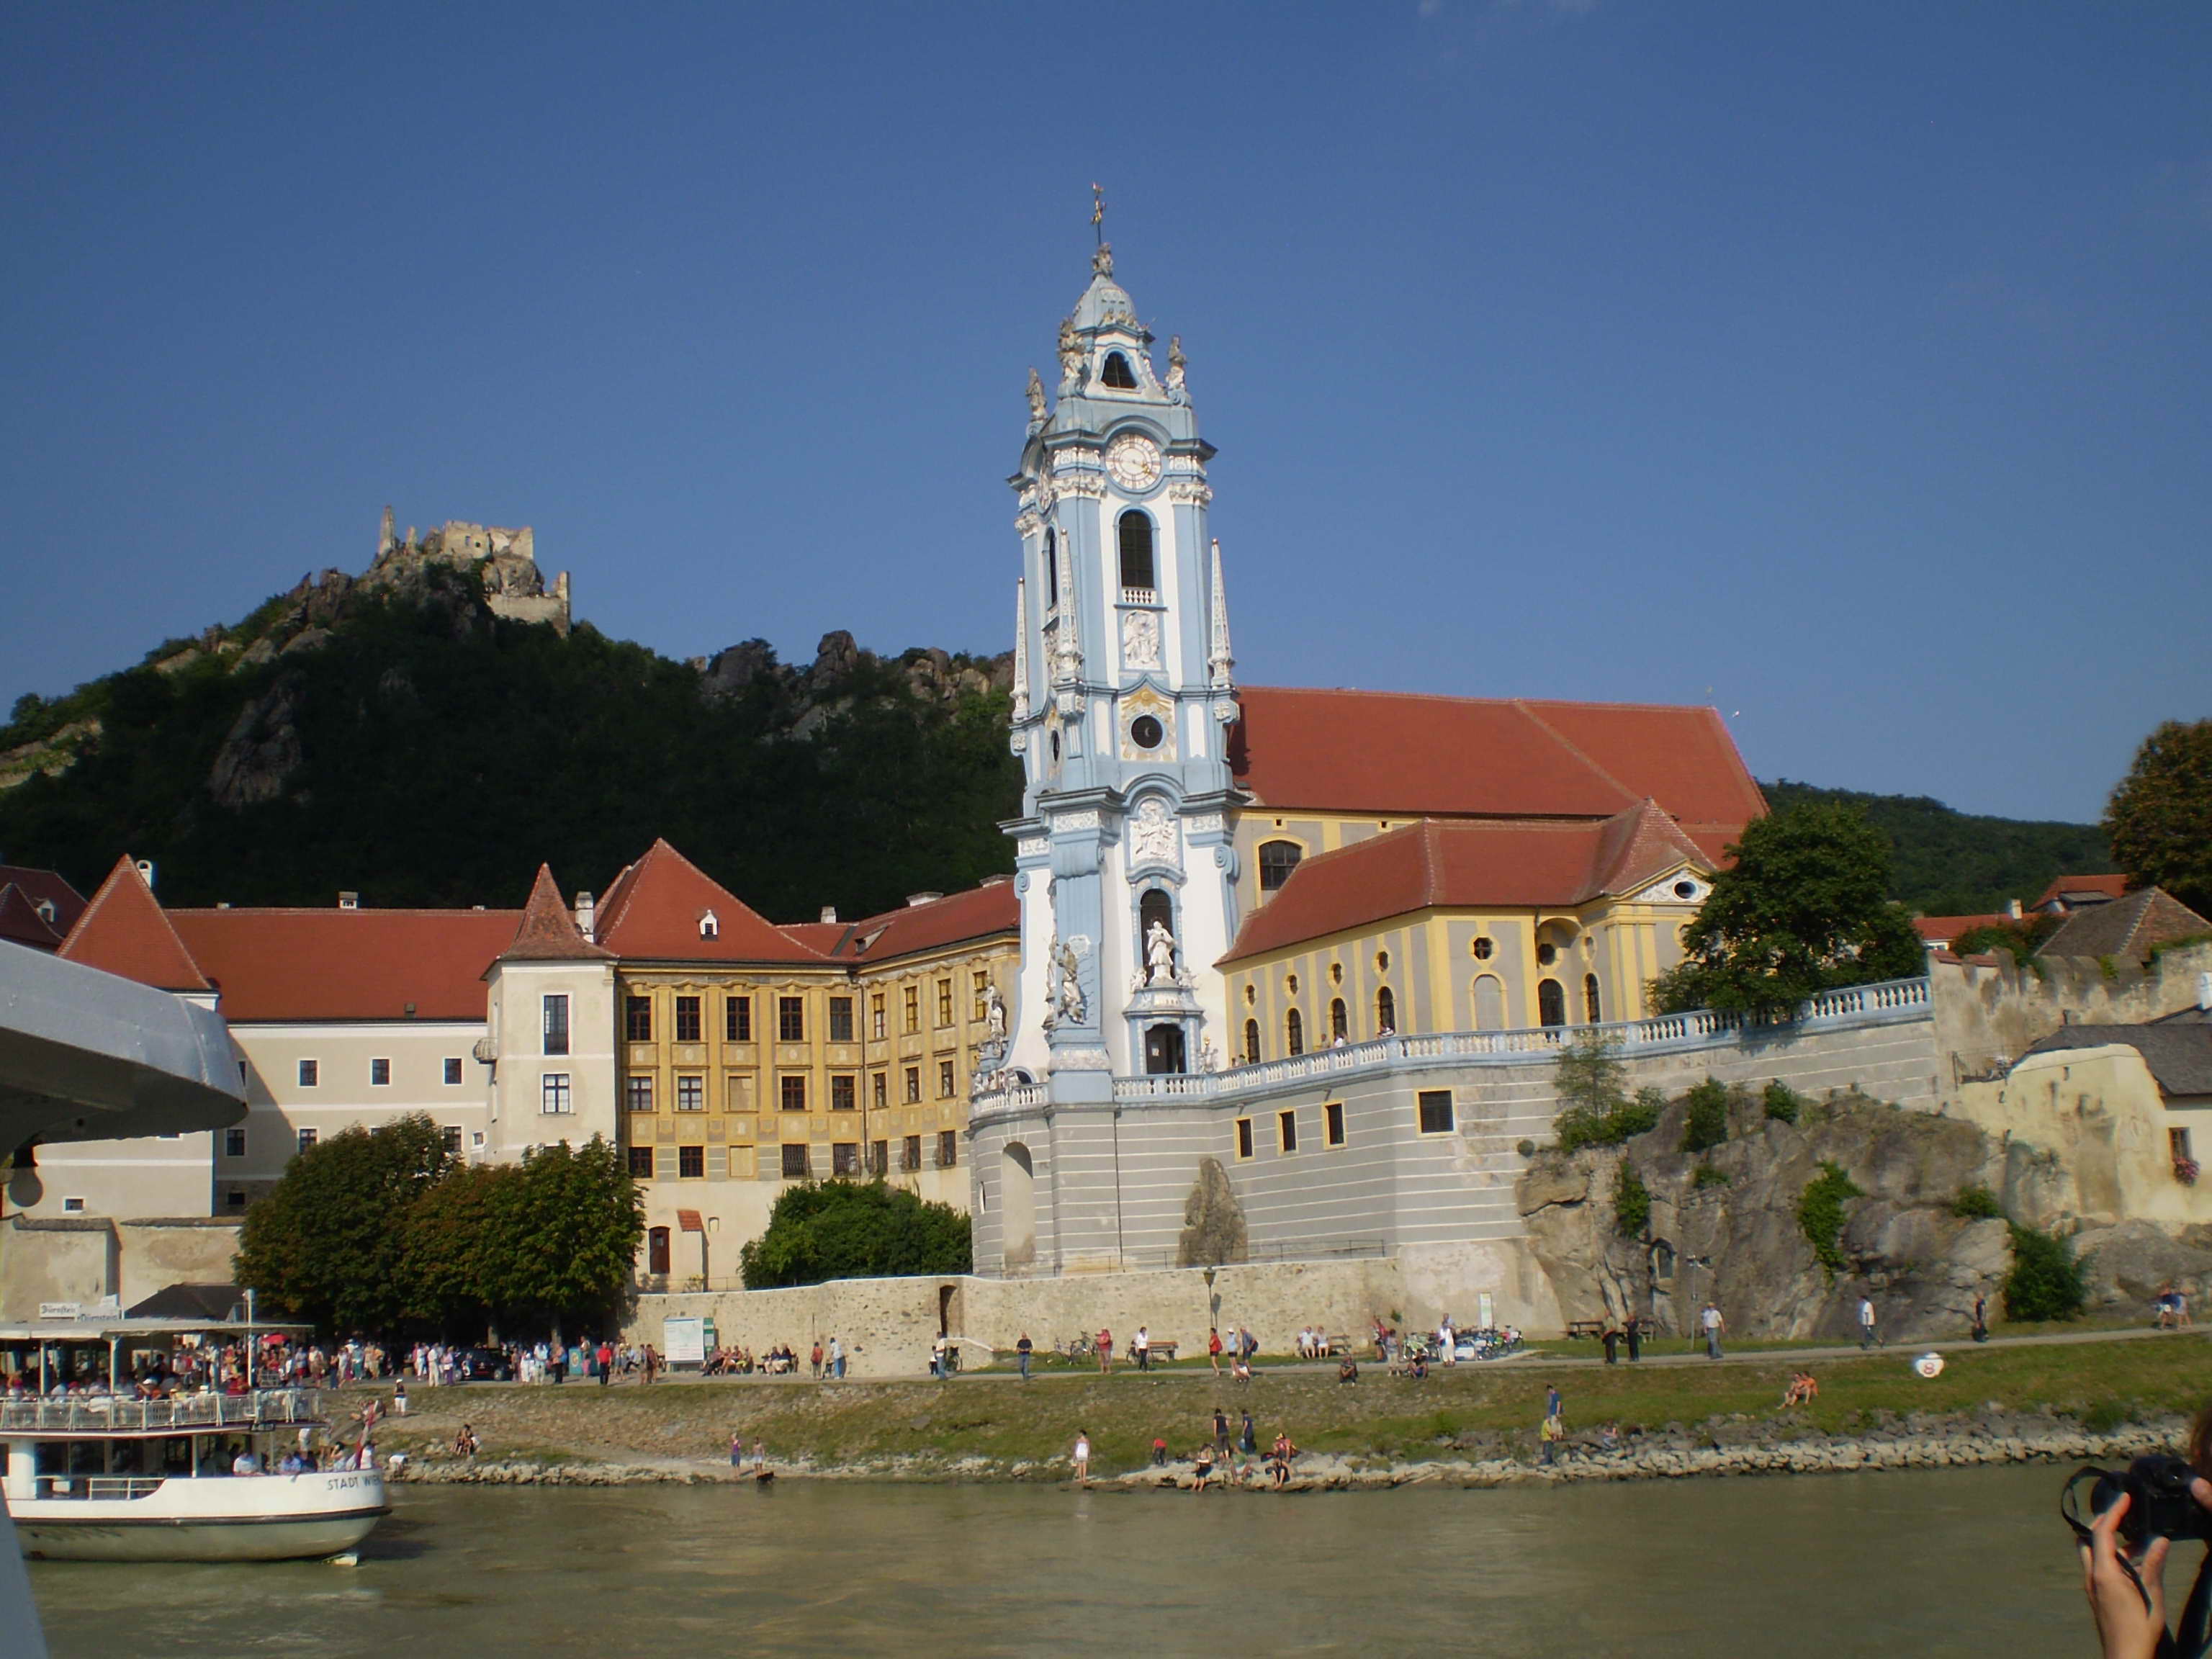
217, 902, 231, 909
338, 891, 359, 910
980, 874, 1012, 887
404, 1002, 416, 1018
135, 860, 156, 890
2008, 899, 2023, 920
2199, 971, 2211, 1013
906, 891, 943, 908
575, 890, 595, 941
819, 906, 837, 925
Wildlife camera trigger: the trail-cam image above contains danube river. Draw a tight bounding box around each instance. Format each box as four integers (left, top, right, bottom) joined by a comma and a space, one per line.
35, 1465, 2096, 1656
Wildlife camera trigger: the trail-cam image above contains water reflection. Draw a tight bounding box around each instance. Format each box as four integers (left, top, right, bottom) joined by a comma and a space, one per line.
35, 1466, 2090, 1658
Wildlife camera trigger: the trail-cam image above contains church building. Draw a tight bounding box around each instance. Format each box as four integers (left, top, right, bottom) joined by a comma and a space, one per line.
968, 241, 1765, 1288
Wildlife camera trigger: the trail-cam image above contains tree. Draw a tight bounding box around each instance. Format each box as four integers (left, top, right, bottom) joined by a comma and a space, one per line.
234, 1115, 454, 1334
2105, 719, 2212, 915
739, 1180, 971, 1290
1648, 801, 1927, 1017
479, 1138, 644, 1342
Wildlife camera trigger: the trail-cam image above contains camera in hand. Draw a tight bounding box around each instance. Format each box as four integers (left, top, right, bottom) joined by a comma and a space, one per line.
2064, 1455, 2212, 1552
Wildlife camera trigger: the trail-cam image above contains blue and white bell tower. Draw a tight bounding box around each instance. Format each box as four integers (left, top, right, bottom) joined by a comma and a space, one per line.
998, 240, 1242, 1102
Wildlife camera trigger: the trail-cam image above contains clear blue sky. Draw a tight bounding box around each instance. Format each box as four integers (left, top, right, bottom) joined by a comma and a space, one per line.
5, 4, 2207, 823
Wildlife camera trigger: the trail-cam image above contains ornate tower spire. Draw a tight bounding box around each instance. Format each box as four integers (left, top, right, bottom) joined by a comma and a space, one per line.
1208, 538, 1236, 691
1010, 577, 1030, 723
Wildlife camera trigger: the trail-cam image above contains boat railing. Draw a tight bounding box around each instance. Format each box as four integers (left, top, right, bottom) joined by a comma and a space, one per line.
36, 1474, 166, 1501
0, 1388, 323, 1434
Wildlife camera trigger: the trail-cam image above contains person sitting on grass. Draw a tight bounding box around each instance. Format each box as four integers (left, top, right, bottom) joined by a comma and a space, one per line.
1338, 1357, 1359, 1384
1781, 1372, 1819, 1408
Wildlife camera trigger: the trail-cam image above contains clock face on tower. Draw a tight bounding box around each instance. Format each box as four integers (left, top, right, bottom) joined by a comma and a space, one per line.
1105, 433, 1162, 493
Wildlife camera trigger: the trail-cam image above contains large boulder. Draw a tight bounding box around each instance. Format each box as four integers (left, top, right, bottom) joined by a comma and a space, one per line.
2074, 1219, 2212, 1316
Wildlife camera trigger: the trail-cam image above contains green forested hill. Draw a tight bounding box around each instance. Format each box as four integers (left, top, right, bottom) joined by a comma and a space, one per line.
1757, 779, 2113, 916
0, 564, 2116, 923
0, 570, 1022, 920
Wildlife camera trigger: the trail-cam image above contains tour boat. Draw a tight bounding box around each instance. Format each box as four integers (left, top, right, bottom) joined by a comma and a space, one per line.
3, 1387, 387, 1563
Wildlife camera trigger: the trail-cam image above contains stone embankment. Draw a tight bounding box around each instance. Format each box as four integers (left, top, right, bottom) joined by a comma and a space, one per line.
387, 1416, 2185, 1492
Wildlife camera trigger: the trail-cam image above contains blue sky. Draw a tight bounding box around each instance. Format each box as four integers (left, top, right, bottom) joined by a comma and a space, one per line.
4, 4, 2207, 823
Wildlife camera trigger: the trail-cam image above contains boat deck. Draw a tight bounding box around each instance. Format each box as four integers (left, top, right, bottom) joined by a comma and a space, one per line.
0, 1388, 325, 1438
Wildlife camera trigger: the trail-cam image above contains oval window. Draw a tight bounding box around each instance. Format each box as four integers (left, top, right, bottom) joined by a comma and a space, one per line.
1471, 936, 1495, 961
1673, 879, 1698, 900
1537, 943, 1557, 967
1130, 714, 1164, 750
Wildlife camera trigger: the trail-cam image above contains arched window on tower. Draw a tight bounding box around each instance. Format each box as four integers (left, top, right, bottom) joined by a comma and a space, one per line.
1538, 979, 1566, 1028
1584, 974, 1602, 1024
1043, 528, 1058, 608
1256, 840, 1304, 893
1243, 1018, 1261, 1065
1102, 351, 1137, 389
1285, 1007, 1305, 1057
1376, 986, 1397, 1036
1118, 511, 1155, 594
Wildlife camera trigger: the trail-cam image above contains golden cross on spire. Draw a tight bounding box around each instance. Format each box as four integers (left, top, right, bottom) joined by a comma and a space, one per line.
1090, 181, 1105, 245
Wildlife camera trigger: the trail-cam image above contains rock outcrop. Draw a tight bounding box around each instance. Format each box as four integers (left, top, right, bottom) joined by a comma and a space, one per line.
1519, 1090, 2014, 1342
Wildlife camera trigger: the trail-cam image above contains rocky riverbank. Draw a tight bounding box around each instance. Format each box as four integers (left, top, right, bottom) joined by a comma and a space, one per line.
385, 1411, 2188, 1492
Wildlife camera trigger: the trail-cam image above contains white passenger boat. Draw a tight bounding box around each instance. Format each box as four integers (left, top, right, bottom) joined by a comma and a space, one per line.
3, 1387, 387, 1562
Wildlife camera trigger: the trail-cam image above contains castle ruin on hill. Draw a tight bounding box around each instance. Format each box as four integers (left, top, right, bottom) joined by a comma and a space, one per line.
373, 504, 570, 634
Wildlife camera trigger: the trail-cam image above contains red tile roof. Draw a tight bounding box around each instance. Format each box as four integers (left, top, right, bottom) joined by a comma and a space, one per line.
2033, 872, 2130, 911
594, 840, 829, 964
1220, 806, 1714, 964
500, 864, 613, 962
168, 907, 524, 1021
1226, 688, 1766, 849
0, 884, 64, 950
58, 857, 212, 992
796, 879, 1020, 964
0, 865, 87, 938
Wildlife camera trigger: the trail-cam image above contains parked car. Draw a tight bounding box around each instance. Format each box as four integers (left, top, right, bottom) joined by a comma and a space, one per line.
455, 1347, 513, 1382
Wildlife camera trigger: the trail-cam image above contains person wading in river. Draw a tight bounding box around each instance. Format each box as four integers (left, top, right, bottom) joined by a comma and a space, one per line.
1072, 1429, 1091, 1485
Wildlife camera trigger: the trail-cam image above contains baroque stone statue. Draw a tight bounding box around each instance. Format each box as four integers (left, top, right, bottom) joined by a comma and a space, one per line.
1166, 335, 1187, 392
1145, 919, 1178, 986
1025, 367, 1046, 427
1128, 798, 1178, 867
984, 983, 1007, 1041
1058, 317, 1083, 385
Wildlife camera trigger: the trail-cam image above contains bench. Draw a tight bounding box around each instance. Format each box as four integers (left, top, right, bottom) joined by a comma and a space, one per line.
1128, 1341, 1178, 1364
1565, 1320, 1608, 1340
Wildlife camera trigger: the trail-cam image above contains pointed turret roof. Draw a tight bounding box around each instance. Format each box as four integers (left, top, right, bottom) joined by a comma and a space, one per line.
500, 864, 613, 962
58, 856, 212, 992
593, 840, 829, 963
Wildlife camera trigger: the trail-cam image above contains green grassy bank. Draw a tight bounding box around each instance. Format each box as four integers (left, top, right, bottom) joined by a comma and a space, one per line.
352, 1333, 2212, 1480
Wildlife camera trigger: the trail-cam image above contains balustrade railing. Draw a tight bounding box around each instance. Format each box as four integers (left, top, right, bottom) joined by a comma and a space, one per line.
0, 1388, 322, 1434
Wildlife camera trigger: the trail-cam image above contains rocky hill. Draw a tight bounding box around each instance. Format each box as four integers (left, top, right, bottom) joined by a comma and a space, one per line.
0, 546, 1019, 920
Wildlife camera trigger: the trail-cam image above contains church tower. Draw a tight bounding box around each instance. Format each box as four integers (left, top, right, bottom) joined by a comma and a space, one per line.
995, 238, 1242, 1102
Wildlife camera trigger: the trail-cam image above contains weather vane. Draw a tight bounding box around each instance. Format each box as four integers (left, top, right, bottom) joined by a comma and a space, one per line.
1091, 181, 1105, 246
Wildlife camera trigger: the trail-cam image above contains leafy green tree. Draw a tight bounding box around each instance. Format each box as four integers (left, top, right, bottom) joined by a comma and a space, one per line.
739, 1180, 971, 1290
1649, 801, 1927, 1017
234, 1114, 454, 1334
480, 1138, 644, 1341
2105, 719, 2212, 915
2004, 1223, 2087, 1322
397, 1162, 508, 1336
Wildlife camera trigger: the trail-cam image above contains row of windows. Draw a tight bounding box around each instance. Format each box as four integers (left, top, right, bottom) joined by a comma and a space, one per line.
1230, 1092, 1452, 1158
292, 1057, 467, 1089
624, 1061, 962, 1113
628, 1131, 961, 1184
603, 974, 997, 1048
247, 1123, 470, 1160
1236, 975, 1607, 1061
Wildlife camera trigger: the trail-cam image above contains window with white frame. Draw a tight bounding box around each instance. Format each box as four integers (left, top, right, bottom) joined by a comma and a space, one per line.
542, 1073, 574, 1115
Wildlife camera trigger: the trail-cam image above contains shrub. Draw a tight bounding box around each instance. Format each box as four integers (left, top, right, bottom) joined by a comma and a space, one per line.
1949, 1184, 2002, 1220
1554, 1084, 1665, 1153
1621, 1087, 1666, 1138
1797, 1161, 1863, 1278
1681, 1078, 1731, 1154
1516, 1138, 1537, 1159
2004, 1224, 2087, 1323
1761, 1080, 1804, 1124
1694, 1164, 1732, 1188
1614, 1164, 1650, 1238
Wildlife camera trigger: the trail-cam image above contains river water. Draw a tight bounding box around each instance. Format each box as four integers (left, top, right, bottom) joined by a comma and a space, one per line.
33, 1465, 2103, 1657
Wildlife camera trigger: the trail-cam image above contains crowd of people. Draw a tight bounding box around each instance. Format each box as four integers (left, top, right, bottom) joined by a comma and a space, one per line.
1088, 1406, 1304, 1492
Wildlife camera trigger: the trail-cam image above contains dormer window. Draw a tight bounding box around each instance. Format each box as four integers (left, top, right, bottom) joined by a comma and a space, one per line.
698, 909, 719, 940
1118, 511, 1155, 591
32, 899, 55, 925
1101, 351, 1137, 390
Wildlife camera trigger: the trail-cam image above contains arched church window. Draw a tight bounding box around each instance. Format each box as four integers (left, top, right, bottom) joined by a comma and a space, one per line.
1243, 1018, 1261, 1065
1329, 999, 1347, 1041
1584, 974, 1601, 1024
1257, 840, 1303, 892
1102, 351, 1138, 390
1118, 511, 1155, 592
1376, 986, 1396, 1035
1043, 528, 1058, 607
1285, 1008, 1305, 1057
1537, 979, 1566, 1028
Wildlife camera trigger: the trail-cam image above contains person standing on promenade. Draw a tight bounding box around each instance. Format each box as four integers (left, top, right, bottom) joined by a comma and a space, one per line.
1133, 1326, 1151, 1372
1208, 1327, 1223, 1376
810, 1339, 824, 1379
1073, 1429, 1091, 1485
1701, 1303, 1725, 1360
1972, 1291, 1990, 1343
1858, 1295, 1880, 1350
1624, 1312, 1642, 1362
830, 1335, 845, 1379
1095, 1328, 1114, 1375
1016, 1333, 1033, 1380
1601, 1320, 1620, 1365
